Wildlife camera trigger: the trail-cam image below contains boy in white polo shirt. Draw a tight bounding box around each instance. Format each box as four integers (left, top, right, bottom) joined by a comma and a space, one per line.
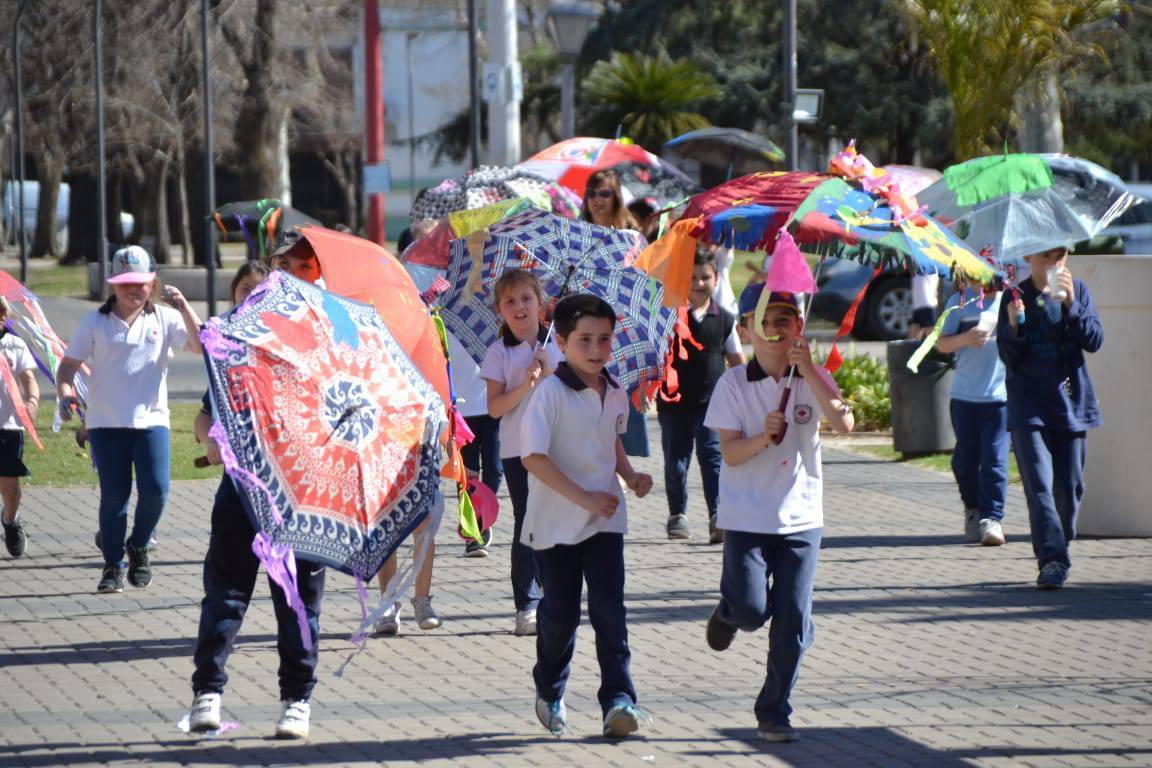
520, 294, 653, 739
703, 284, 854, 743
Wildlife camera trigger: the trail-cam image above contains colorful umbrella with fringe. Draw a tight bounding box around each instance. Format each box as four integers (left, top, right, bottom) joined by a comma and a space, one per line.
411, 166, 580, 222
201, 270, 446, 643
436, 209, 675, 390
213, 199, 322, 262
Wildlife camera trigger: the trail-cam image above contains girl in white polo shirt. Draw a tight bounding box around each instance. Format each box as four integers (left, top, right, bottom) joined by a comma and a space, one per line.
702, 284, 853, 744
480, 268, 561, 636
57, 246, 203, 594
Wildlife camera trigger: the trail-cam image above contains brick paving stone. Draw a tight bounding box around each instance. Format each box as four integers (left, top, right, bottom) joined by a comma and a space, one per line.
1, 424, 1150, 767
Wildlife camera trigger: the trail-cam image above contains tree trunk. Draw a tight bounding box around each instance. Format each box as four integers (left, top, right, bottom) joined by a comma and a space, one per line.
143, 155, 172, 264
175, 144, 193, 266
1015, 72, 1064, 153
30, 150, 64, 259
64, 174, 98, 265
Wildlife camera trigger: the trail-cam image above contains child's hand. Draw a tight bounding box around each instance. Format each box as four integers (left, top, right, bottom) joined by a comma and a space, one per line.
763, 410, 786, 444
1007, 297, 1025, 329
58, 395, 80, 421
25, 399, 38, 421
582, 490, 620, 518
1056, 268, 1075, 307
164, 285, 190, 311
532, 346, 553, 376
786, 337, 816, 375
205, 439, 223, 466
75, 424, 88, 449
966, 328, 992, 347
625, 472, 653, 498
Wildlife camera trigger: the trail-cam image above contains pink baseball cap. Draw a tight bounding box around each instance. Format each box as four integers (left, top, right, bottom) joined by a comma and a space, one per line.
106, 245, 156, 285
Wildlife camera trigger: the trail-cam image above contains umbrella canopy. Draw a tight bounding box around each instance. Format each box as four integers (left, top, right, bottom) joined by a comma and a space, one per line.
296, 226, 452, 411
201, 270, 445, 580
411, 165, 580, 222
402, 196, 553, 272
883, 165, 942, 196
437, 209, 675, 389
918, 153, 1140, 265
664, 126, 785, 176
213, 199, 322, 262
518, 137, 701, 208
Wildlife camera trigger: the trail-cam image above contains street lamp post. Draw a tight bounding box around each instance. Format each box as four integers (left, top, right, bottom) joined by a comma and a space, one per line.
201, 0, 217, 316
466, 0, 481, 168
12, 0, 28, 285
782, 0, 798, 170
548, 2, 598, 140
94, 0, 108, 289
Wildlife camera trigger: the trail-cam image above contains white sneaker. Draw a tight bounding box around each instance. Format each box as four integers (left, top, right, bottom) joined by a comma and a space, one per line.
514, 608, 537, 636
275, 699, 310, 739
535, 696, 567, 736
964, 508, 980, 542
373, 602, 401, 636
188, 692, 222, 732
411, 595, 442, 630
979, 518, 1006, 546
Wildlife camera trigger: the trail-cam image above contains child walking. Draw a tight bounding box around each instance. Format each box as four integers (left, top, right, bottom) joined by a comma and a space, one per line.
998, 246, 1103, 589
936, 286, 1008, 546
57, 246, 203, 593
0, 297, 41, 558
703, 284, 853, 743
188, 260, 325, 739
480, 269, 561, 636
520, 294, 653, 738
658, 249, 744, 543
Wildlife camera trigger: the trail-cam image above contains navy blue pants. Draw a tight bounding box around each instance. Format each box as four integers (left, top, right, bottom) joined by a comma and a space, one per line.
949, 400, 1009, 522
533, 532, 636, 716
461, 414, 503, 494
718, 527, 821, 726
88, 427, 170, 567
658, 408, 721, 518
502, 457, 541, 612
1012, 427, 1086, 569
191, 480, 326, 702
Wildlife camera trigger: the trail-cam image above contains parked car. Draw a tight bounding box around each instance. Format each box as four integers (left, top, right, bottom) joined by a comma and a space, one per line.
3, 180, 135, 253
1099, 183, 1152, 256
808, 257, 947, 340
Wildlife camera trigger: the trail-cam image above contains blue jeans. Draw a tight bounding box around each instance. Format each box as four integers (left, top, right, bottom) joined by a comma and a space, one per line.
192, 480, 326, 701
503, 457, 541, 612
461, 414, 503, 494
949, 400, 1009, 521
718, 527, 821, 726
658, 408, 721, 518
88, 427, 170, 567
1012, 427, 1086, 569
533, 532, 635, 716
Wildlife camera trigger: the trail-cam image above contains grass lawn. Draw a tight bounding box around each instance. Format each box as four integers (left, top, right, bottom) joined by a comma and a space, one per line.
22, 402, 221, 487
3, 264, 89, 298
844, 442, 1021, 484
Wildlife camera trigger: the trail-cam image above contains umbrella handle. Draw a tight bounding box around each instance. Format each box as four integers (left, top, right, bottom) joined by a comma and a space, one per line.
771, 384, 792, 445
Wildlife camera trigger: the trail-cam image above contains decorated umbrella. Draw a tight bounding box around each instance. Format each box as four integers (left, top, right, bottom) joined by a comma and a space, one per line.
665, 126, 785, 177
917, 153, 1140, 265
437, 209, 675, 390
213, 200, 322, 262
411, 165, 580, 221
201, 270, 445, 641
517, 136, 701, 209
883, 165, 943, 196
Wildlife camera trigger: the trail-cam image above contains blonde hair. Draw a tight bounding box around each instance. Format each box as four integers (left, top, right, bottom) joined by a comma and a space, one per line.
581, 170, 640, 231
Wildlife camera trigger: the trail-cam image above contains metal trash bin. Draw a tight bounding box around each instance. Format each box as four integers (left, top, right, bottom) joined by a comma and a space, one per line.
886, 339, 956, 455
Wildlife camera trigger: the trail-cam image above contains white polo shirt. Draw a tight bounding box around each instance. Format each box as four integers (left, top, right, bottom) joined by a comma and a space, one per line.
64, 305, 189, 429
520, 363, 629, 550
479, 327, 563, 459
0, 333, 37, 431
704, 359, 841, 535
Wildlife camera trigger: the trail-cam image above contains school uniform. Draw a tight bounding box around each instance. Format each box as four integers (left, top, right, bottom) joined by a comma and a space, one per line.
64, 304, 187, 567
480, 326, 562, 613
451, 332, 502, 494
997, 277, 1103, 571
703, 359, 840, 726
520, 363, 637, 716
0, 332, 37, 478
191, 393, 326, 702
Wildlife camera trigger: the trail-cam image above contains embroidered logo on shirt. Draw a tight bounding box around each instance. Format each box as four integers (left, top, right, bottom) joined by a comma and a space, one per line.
793, 403, 813, 424
147, 326, 160, 343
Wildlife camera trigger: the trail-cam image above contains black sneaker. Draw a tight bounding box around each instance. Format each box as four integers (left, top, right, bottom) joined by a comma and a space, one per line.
97, 565, 125, 593
126, 544, 153, 588
708, 514, 724, 545
3, 517, 27, 558
706, 605, 737, 651
463, 528, 492, 558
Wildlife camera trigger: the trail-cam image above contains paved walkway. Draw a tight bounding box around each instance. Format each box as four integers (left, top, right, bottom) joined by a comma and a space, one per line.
2, 431, 1150, 767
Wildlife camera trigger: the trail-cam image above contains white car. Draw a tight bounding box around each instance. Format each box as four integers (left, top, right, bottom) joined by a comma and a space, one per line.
1100, 182, 1152, 256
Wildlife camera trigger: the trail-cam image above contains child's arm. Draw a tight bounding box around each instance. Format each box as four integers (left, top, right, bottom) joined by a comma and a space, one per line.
788, 337, 853, 433
55, 357, 84, 420
18, 369, 39, 421
486, 368, 539, 418
194, 407, 222, 465
614, 438, 652, 497
164, 286, 204, 354
522, 452, 620, 518
996, 292, 1029, 370
1063, 280, 1103, 353
716, 424, 778, 467
936, 327, 990, 354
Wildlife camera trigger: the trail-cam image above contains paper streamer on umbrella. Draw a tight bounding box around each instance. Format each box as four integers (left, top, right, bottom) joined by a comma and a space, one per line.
0, 355, 41, 449
905, 300, 966, 374
754, 231, 817, 341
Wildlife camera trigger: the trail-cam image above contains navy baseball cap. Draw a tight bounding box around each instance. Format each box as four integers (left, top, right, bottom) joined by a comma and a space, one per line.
738, 283, 800, 316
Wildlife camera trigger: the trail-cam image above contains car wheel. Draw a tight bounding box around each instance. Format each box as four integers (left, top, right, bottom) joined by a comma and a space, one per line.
863, 277, 912, 340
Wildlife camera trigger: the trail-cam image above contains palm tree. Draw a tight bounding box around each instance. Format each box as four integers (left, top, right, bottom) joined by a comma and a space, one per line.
581, 51, 720, 151
906, 0, 1124, 160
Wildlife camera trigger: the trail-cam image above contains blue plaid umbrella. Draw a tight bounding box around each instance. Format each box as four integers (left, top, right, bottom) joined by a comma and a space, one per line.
437, 209, 676, 389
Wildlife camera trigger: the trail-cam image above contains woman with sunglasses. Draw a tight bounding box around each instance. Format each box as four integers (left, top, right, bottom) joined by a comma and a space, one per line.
580, 170, 651, 458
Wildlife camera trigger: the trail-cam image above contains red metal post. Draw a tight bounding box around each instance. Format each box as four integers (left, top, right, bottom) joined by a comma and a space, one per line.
364, 0, 386, 244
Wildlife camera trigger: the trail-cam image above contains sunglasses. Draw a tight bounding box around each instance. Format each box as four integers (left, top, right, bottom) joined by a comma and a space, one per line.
586, 188, 614, 199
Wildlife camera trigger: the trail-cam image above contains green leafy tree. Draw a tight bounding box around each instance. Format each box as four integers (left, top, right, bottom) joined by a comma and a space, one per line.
906, 0, 1125, 160
581, 51, 720, 150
